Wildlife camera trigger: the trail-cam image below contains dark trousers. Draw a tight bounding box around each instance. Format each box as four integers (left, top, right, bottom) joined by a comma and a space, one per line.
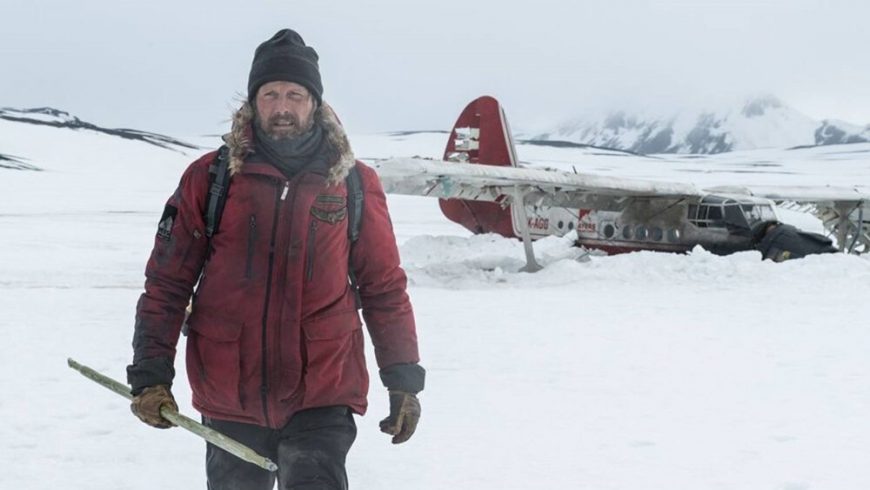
203, 406, 357, 490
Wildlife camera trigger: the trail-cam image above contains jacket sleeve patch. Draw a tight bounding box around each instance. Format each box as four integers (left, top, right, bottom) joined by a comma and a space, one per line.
157, 204, 178, 241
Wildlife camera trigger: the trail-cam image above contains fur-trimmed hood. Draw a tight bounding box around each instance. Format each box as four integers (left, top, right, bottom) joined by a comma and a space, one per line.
222, 101, 356, 185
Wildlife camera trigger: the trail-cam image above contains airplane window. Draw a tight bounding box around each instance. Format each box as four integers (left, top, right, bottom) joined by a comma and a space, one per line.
687, 204, 698, 219
568, 222, 575, 231
557, 220, 564, 230
623, 226, 632, 239
603, 224, 615, 238
667, 229, 680, 242
635, 225, 647, 240
707, 206, 723, 221
650, 227, 663, 241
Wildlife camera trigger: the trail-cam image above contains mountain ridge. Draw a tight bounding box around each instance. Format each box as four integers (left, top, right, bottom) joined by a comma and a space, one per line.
0, 106, 200, 153
531, 95, 870, 155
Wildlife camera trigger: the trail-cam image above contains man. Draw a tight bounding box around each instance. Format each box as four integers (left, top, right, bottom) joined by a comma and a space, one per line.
752, 220, 838, 261
126, 28, 424, 490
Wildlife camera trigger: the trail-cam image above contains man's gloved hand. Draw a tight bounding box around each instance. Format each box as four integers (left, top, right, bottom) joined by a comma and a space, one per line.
130, 385, 178, 429
379, 391, 420, 444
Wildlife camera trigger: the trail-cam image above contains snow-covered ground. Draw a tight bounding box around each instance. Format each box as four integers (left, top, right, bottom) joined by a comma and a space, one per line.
2, 119, 870, 489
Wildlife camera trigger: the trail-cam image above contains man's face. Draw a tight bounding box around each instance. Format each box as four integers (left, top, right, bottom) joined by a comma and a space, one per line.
254, 81, 316, 140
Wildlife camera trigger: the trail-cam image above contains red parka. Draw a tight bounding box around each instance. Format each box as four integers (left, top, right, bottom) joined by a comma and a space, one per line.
128, 104, 421, 429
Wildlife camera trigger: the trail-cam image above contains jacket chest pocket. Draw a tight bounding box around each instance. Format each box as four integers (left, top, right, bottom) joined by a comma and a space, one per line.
306, 194, 348, 283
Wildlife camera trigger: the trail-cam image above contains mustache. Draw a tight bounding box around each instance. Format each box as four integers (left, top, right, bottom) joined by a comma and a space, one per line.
267, 113, 300, 127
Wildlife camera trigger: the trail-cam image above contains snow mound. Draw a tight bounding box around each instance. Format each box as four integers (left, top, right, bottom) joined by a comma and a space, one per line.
401, 232, 592, 288
401, 231, 870, 290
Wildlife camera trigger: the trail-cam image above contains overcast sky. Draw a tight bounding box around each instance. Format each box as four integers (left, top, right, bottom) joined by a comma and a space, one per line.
3, 0, 869, 137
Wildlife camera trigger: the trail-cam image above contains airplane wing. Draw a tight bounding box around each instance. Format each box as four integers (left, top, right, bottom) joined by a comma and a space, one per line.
372, 157, 869, 254
705, 184, 870, 205
372, 157, 702, 208
373, 157, 870, 209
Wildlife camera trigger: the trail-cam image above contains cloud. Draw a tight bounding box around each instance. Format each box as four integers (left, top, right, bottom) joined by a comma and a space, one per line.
1, 0, 868, 135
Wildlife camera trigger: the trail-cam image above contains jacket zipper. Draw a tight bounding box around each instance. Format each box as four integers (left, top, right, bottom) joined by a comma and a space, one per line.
245, 215, 256, 278
305, 220, 318, 282
259, 181, 289, 426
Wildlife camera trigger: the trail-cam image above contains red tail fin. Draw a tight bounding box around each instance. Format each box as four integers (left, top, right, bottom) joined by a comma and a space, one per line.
439, 96, 518, 237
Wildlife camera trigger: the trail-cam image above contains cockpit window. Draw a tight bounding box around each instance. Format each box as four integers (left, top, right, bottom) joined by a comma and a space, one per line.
690, 196, 776, 230
740, 203, 776, 227
724, 204, 748, 229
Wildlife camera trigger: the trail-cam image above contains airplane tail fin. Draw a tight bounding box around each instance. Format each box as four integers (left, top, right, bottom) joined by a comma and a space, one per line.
443, 96, 518, 168
439, 96, 518, 237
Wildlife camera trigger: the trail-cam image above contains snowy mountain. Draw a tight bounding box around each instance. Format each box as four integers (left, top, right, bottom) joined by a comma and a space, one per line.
0, 107, 211, 216
0, 106, 200, 158
532, 95, 870, 154
814, 118, 870, 146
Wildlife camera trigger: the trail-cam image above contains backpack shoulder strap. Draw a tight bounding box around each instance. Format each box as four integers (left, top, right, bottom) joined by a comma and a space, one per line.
205, 145, 231, 238
345, 164, 364, 308
184, 145, 230, 336
346, 164, 364, 243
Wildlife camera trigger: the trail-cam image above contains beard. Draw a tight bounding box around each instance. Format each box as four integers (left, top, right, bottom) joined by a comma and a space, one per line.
257, 111, 315, 141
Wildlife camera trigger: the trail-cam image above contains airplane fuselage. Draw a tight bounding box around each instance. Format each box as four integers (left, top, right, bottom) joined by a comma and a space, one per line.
511, 193, 778, 256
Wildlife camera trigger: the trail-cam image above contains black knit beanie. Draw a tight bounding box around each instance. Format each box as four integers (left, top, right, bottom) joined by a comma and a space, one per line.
248, 29, 323, 105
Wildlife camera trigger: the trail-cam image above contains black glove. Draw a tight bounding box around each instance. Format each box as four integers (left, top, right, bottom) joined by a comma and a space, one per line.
379, 391, 421, 444
130, 385, 178, 429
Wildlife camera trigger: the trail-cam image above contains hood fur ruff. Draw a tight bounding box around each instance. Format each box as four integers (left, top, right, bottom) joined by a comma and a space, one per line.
222, 101, 356, 185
